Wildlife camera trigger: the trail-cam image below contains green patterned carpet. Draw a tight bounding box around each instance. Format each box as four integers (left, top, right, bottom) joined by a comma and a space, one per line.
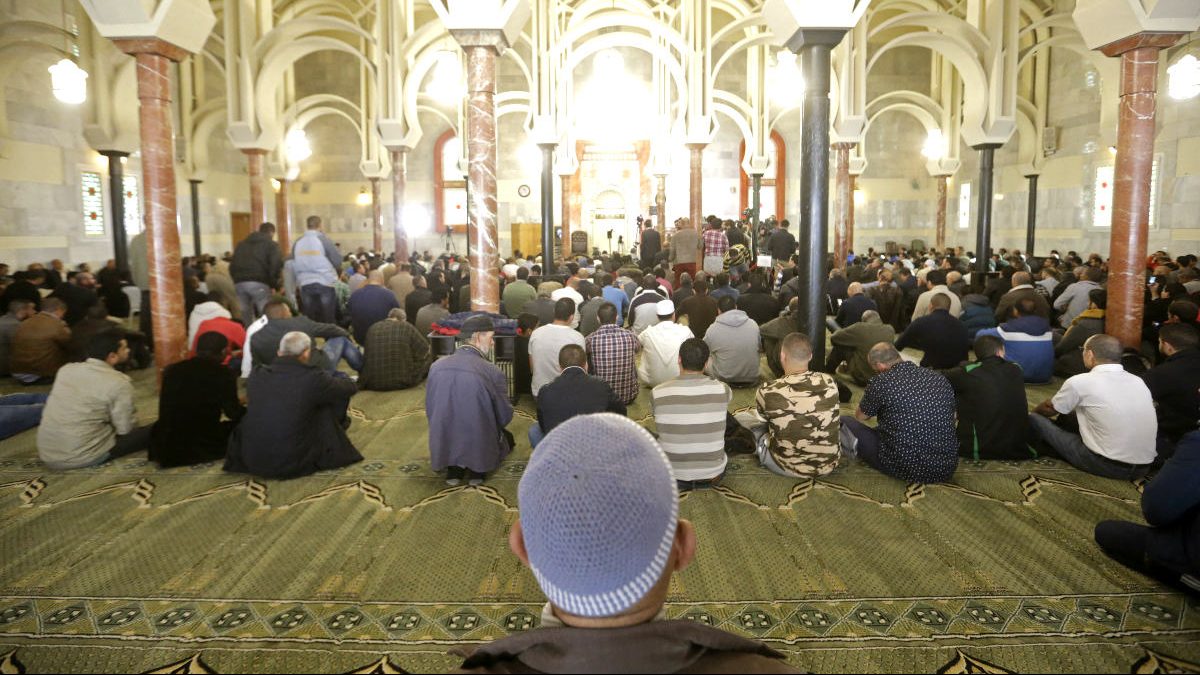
0, 359, 1197, 674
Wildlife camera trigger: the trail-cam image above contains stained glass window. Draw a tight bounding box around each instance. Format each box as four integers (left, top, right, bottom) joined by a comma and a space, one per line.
123, 175, 142, 236
1092, 166, 1113, 228
81, 171, 104, 238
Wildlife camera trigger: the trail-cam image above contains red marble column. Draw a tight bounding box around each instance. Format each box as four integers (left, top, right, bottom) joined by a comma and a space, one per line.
832, 143, 852, 268
1101, 33, 1183, 349
391, 148, 408, 264
244, 149, 267, 227
465, 45, 500, 312
935, 174, 948, 250
114, 39, 189, 374
559, 174, 574, 264
688, 143, 705, 229
655, 175, 667, 236
847, 174, 857, 256
370, 177, 382, 253
275, 178, 291, 254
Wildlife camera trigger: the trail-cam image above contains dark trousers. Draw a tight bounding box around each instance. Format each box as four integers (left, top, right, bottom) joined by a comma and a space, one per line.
111, 425, 153, 460
839, 416, 883, 470
1094, 520, 1196, 592
300, 284, 337, 324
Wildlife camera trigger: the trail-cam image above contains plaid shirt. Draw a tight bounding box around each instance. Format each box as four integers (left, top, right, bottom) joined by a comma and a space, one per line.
702, 229, 730, 258
585, 323, 641, 405
358, 319, 432, 390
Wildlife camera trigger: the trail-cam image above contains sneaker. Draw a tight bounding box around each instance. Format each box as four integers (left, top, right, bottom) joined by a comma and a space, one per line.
445, 477, 462, 486
446, 467, 465, 486
467, 471, 486, 486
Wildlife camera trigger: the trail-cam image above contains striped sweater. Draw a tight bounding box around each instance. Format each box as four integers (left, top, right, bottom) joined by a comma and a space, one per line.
650, 374, 732, 481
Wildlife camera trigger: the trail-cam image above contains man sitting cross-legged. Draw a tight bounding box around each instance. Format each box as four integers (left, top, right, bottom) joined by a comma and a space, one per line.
250, 300, 362, 375
37, 330, 151, 470
651, 338, 732, 490
1029, 333, 1157, 480
454, 413, 799, 673
358, 308, 432, 391
528, 344, 627, 449
827, 310, 896, 386
150, 332, 246, 467
896, 292, 968, 370
738, 332, 841, 478
225, 331, 362, 479
943, 335, 1034, 461
839, 343, 959, 483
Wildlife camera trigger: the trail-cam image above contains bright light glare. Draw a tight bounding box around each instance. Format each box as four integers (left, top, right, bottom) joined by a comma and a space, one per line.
576, 50, 649, 141
404, 204, 431, 236
285, 128, 312, 162
428, 50, 465, 105
922, 129, 948, 160
48, 59, 87, 104
853, 189, 865, 207
1168, 54, 1200, 101
768, 51, 804, 109
356, 189, 372, 206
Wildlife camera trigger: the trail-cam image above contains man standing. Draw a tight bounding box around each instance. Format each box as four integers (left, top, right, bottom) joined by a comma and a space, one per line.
529, 298, 587, 398
652, 338, 733, 489
702, 219, 729, 276
358, 308, 432, 391
225, 331, 362, 479
638, 299, 695, 388
426, 315, 514, 486
38, 331, 151, 470
944, 335, 1033, 461
743, 333, 841, 478
586, 303, 641, 407
766, 219, 798, 269
346, 269, 401, 344
1030, 334, 1157, 479
292, 215, 341, 323
639, 220, 661, 268
528, 344, 627, 448
668, 217, 701, 287
704, 295, 761, 387
230, 222, 283, 326
839, 343, 959, 483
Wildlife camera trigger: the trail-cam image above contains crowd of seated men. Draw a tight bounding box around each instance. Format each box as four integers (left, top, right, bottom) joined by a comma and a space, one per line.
2, 215, 1197, 670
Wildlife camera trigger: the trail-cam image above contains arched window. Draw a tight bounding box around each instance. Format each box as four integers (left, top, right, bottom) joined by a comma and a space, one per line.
738, 131, 786, 220
434, 129, 468, 233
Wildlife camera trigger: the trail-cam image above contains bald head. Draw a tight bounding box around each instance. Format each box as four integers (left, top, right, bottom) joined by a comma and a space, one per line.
367, 269, 385, 285
867, 342, 902, 370
1084, 334, 1123, 365
861, 310, 882, 324
1012, 271, 1032, 287
847, 282, 864, 297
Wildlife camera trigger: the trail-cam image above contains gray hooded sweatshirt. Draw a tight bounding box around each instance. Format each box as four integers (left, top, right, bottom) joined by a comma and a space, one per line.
703, 309, 761, 385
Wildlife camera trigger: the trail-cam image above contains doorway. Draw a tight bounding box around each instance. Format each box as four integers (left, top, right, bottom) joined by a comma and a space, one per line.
230, 212, 252, 248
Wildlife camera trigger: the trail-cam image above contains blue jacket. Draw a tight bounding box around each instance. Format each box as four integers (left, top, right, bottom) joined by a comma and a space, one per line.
425, 346, 513, 473
978, 315, 1053, 383
960, 296, 996, 340
1141, 431, 1200, 575
291, 230, 341, 288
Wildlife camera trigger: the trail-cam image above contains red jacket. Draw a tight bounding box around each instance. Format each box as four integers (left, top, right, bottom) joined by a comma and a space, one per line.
191, 317, 246, 365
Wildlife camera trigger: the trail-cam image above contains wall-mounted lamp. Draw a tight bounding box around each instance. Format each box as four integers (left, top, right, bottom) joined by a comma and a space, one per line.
356, 187, 372, 206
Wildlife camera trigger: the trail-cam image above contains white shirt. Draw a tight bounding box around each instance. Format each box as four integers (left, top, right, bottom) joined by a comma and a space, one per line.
240, 315, 270, 379
911, 285, 963, 321
528, 323, 585, 396
550, 286, 584, 328
1051, 364, 1157, 464
637, 321, 695, 388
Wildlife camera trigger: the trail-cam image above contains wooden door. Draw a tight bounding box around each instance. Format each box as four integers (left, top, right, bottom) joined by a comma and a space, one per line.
230, 212, 253, 248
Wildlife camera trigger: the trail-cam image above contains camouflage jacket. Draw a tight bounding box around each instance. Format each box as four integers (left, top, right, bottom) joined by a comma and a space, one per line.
755, 371, 841, 477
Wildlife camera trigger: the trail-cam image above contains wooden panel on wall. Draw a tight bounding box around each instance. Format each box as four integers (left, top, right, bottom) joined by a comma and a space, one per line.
230, 212, 253, 248
510, 222, 541, 257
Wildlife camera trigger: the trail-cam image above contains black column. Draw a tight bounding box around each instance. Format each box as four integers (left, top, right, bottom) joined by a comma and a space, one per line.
540, 144, 555, 275
973, 144, 1001, 291
1025, 174, 1038, 258
793, 34, 842, 368
750, 173, 762, 259
101, 151, 130, 274
189, 179, 202, 258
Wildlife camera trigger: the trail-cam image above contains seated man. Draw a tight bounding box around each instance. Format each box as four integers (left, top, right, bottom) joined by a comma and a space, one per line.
358, 308, 432, 391
1055, 289, 1106, 377
637, 299, 695, 388
835, 282, 877, 329
150, 333, 245, 467
677, 279, 719, 339
1030, 334, 1157, 480
585, 302, 641, 406
1094, 430, 1199, 591
415, 288, 451, 336
704, 295, 761, 387
628, 278, 668, 335
426, 316, 514, 486
37, 330, 151, 469
1141, 323, 1200, 458
993, 271, 1051, 324
944, 335, 1034, 461
225, 331, 362, 479
529, 298, 585, 398
347, 269, 400, 344
760, 299, 799, 379
827, 310, 896, 386
0, 392, 49, 440
651, 338, 732, 489
521, 290, 556, 328
896, 292, 968, 370
0, 299, 36, 377
250, 300, 362, 374
512, 312, 538, 398
10, 297, 71, 384
192, 303, 247, 367
978, 297, 1054, 383
741, 333, 840, 478
839, 343, 959, 483
528, 344, 627, 448
455, 413, 797, 673
736, 271, 782, 325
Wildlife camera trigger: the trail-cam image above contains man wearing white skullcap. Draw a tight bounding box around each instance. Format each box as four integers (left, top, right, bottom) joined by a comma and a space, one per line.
636, 299, 694, 388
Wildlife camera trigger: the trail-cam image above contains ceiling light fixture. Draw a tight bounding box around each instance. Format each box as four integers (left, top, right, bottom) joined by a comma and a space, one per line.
356, 187, 372, 206
921, 129, 948, 160
49, 0, 86, 104
285, 128, 312, 163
